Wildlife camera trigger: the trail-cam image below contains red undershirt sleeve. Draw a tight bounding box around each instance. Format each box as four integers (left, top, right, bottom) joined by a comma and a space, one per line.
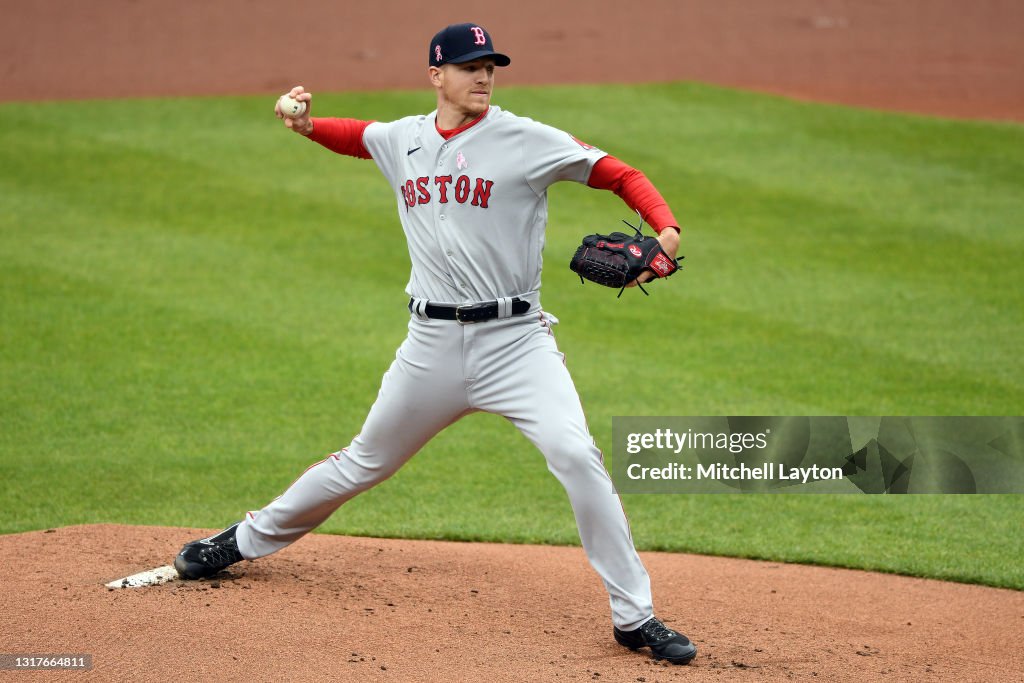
587, 155, 680, 233
307, 118, 374, 160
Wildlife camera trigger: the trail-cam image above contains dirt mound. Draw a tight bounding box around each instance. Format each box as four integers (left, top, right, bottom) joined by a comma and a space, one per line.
1, 525, 1021, 681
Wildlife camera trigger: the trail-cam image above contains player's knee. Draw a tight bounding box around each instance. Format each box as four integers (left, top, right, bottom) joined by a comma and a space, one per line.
542, 441, 606, 481
327, 449, 404, 492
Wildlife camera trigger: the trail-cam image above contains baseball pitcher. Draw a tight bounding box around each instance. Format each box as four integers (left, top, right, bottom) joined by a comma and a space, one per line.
174, 22, 695, 665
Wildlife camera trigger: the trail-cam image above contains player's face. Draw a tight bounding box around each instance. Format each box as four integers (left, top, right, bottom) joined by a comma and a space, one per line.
435, 58, 496, 118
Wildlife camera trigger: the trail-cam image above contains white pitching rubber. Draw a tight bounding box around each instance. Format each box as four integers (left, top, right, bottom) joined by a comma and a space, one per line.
105, 564, 179, 589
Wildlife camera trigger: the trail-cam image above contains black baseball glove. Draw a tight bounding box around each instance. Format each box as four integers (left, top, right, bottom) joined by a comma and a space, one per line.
569, 218, 681, 297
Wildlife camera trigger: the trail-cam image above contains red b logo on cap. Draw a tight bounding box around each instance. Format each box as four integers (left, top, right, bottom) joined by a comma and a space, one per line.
470, 26, 486, 45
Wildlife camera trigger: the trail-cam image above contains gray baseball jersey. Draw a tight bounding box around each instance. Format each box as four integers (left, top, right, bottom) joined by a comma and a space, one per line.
363, 106, 606, 303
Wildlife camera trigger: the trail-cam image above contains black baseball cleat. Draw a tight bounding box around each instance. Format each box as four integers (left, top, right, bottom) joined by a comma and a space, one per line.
174, 522, 244, 580
614, 616, 697, 664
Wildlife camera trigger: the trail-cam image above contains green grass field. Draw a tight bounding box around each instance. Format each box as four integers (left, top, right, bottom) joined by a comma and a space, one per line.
1, 83, 1022, 589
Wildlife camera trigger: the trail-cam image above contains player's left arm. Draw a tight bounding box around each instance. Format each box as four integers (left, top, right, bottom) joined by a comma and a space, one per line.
587, 155, 681, 283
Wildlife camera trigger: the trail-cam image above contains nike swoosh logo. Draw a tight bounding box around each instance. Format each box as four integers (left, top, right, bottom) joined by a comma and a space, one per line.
407, 147, 421, 155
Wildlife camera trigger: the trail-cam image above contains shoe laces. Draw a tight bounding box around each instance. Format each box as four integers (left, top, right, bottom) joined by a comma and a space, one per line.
642, 618, 676, 642
199, 540, 241, 567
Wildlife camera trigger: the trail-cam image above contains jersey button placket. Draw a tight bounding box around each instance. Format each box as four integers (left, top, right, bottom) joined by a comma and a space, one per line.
434, 149, 459, 292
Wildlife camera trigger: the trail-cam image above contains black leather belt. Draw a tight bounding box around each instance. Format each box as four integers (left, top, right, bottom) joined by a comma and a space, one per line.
409, 297, 530, 323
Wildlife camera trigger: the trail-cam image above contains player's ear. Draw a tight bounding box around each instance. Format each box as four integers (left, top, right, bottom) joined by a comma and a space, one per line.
428, 66, 443, 88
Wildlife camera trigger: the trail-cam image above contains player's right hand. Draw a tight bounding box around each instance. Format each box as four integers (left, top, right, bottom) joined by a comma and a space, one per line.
275, 85, 314, 136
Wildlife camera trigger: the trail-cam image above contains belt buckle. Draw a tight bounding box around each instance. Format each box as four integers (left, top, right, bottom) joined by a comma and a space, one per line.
455, 304, 476, 324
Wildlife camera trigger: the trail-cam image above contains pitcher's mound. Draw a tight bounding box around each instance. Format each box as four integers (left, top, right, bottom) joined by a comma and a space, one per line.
1, 525, 1021, 681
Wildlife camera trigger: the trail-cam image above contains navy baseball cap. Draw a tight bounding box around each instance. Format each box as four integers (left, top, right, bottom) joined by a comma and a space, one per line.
429, 23, 511, 68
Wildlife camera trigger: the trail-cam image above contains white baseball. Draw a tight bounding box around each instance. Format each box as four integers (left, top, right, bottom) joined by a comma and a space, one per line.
278, 94, 307, 118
